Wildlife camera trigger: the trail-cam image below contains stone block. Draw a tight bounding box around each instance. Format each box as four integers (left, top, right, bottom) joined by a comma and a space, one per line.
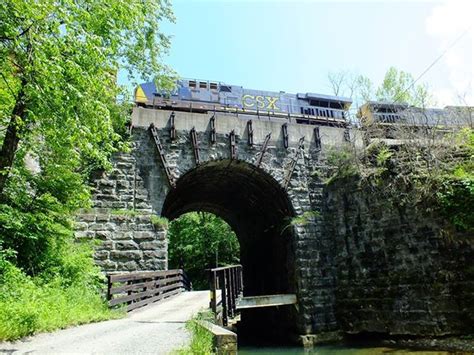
120, 194, 134, 202
111, 201, 128, 209
110, 250, 142, 261
135, 223, 154, 231
74, 222, 89, 231
139, 241, 165, 250
135, 202, 152, 210
133, 231, 156, 240
95, 259, 117, 271
118, 261, 138, 271
94, 250, 109, 260
116, 180, 130, 189
115, 240, 139, 250
144, 250, 167, 259
95, 231, 112, 240
139, 259, 166, 270
113, 232, 133, 240
75, 231, 95, 239
110, 214, 132, 223
96, 214, 110, 222
77, 214, 95, 222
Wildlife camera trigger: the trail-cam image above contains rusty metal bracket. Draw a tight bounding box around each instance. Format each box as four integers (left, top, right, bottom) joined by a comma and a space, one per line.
190, 127, 200, 166
169, 111, 176, 141
149, 123, 175, 188
255, 132, 271, 168
209, 114, 216, 144
283, 136, 305, 190
282, 123, 289, 149
229, 130, 237, 160
247, 120, 253, 146
344, 128, 350, 142
314, 127, 321, 149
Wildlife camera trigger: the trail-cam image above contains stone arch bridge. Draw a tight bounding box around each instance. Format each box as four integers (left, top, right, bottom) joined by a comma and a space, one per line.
76, 107, 473, 344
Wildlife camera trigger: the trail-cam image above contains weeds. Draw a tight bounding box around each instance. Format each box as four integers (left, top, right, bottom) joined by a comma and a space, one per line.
174, 311, 215, 355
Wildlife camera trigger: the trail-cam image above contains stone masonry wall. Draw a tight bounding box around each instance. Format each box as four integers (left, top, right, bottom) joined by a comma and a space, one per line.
321, 178, 474, 336
75, 107, 473, 340
75, 151, 168, 272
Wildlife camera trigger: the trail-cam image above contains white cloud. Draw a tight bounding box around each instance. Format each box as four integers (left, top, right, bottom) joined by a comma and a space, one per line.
425, 0, 473, 106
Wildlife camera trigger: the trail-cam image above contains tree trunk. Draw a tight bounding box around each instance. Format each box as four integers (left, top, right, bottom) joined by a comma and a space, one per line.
0, 85, 26, 198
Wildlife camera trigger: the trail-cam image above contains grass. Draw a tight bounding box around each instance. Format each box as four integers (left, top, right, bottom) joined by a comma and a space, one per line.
150, 215, 169, 230
174, 311, 215, 355
0, 244, 125, 341
110, 209, 140, 217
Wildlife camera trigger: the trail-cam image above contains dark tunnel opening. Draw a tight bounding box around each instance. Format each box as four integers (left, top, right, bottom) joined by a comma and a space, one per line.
162, 159, 297, 341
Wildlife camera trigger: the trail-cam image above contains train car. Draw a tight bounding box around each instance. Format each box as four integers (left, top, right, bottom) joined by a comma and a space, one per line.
135, 79, 352, 126
359, 101, 472, 128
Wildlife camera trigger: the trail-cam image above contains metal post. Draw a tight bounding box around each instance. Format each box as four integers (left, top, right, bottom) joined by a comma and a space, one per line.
247, 120, 253, 146
169, 111, 176, 140
282, 123, 289, 148
209, 114, 216, 144
229, 130, 236, 160
220, 271, 228, 326
190, 127, 200, 165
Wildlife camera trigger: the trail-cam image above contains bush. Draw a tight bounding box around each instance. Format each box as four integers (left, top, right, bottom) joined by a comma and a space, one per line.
0, 242, 123, 341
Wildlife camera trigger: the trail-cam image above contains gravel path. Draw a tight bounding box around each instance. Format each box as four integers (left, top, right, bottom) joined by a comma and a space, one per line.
0, 290, 209, 355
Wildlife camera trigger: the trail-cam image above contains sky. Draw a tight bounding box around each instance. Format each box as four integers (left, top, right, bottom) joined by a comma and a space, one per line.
121, 0, 473, 108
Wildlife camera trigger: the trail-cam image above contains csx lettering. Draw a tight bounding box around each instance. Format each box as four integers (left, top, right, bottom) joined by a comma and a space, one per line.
242, 95, 279, 110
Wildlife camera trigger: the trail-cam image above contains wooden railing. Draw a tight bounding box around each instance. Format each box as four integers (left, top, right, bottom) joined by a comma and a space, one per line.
209, 265, 243, 326
107, 269, 191, 312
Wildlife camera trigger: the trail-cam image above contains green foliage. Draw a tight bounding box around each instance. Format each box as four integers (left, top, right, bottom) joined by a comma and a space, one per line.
290, 211, 320, 226
437, 178, 474, 233
110, 209, 140, 217
326, 148, 360, 184
0, 242, 123, 341
150, 215, 169, 230
375, 145, 393, 168
174, 311, 215, 355
0, 0, 173, 338
168, 212, 240, 290
436, 129, 474, 233
376, 67, 432, 106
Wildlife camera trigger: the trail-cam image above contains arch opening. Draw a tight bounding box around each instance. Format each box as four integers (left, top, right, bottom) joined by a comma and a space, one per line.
162, 159, 297, 339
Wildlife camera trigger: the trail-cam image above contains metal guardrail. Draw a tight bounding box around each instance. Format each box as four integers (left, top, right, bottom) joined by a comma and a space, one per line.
209, 265, 243, 326
107, 269, 191, 312
144, 98, 348, 127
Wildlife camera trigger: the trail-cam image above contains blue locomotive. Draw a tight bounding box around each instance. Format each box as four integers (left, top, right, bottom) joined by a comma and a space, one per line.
135, 78, 352, 125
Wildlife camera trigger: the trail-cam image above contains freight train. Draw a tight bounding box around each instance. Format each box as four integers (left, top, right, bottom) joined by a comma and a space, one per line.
135, 79, 352, 126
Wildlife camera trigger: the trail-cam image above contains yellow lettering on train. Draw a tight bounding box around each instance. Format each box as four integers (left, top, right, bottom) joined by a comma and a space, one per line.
255, 96, 265, 109
242, 95, 255, 107
266, 96, 279, 110
241, 95, 280, 110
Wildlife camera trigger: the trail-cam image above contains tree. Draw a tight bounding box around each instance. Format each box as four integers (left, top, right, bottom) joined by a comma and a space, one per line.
327, 67, 433, 111
327, 70, 374, 119
0, 0, 175, 197
375, 67, 432, 107
167, 212, 240, 289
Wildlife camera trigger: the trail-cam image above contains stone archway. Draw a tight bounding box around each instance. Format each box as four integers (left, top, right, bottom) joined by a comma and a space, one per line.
162, 159, 298, 340
162, 159, 296, 298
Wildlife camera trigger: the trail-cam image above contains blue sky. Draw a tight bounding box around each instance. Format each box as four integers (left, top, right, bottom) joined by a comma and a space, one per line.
121, 0, 473, 107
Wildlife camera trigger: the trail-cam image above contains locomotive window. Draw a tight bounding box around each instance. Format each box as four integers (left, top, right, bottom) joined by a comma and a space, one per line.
220, 85, 232, 92
210, 82, 218, 90
189, 80, 196, 88
199, 82, 207, 89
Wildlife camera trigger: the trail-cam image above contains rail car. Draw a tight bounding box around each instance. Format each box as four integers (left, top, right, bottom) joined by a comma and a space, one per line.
135, 79, 352, 126
359, 101, 472, 127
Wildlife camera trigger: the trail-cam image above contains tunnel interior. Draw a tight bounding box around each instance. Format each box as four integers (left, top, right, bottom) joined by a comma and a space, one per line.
162, 159, 297, 339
